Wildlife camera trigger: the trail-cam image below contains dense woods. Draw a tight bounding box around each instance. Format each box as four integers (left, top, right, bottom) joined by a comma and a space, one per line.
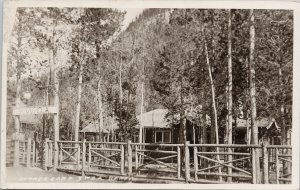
7, 8, 293, 148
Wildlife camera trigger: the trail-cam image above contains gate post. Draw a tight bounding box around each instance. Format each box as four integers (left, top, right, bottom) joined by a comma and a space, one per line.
127, 140, 133, 179
26, 138, 32, 167
193, 146, 198, 181
262, 143, 269, 184
185, 141, 190, 183
120, 144, 125, 175
82, 139, 86, 177
251, 147, 257, 184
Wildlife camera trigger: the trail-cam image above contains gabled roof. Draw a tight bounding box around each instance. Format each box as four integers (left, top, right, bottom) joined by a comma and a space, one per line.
137, 109, 170, 128
80, 118, 118, 133
235, 118, 279, 130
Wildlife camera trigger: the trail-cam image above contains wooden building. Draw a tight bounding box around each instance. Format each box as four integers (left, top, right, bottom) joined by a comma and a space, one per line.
80, 118, 118, 142
137, 109, 209, 144
233, 117, 281, 145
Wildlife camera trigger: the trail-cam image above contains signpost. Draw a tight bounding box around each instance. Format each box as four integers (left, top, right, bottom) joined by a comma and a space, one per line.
13, 106, 58, 115
13, 106, 58, 168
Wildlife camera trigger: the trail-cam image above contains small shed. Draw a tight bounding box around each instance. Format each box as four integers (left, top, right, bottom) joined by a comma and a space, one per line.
234, 117, 281, 145
80, 118, 118, 142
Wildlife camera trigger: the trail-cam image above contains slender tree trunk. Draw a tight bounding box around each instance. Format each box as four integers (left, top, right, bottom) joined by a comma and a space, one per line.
97, 79, 104, 142
203, 25, 221, 181
249, 9, 260, 184
119, 53, 123, 141
75, 58, 83, 142
139, 59, 145, 144
227, 9, 233, 182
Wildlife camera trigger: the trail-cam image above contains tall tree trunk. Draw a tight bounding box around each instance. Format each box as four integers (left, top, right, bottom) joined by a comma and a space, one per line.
119, 53, 123, 141
97, 79, 104, 142
203, 24, 221, 181
249, 9, 260, 184
75, 52, 84, 142
227, 9, 233, 182
139, 57, 145, 143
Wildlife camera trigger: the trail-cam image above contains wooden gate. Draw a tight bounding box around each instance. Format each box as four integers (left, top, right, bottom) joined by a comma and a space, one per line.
57, 140, 82, 170
87, 142, 126, 175
131, 142, 184, 181
190, 144, 259, 183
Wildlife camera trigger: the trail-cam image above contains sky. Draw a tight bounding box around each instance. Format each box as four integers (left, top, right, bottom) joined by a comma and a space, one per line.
119, 8, 144, 31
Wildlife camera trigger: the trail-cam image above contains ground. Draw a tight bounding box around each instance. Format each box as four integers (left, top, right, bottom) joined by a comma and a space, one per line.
5, 166, 117, 183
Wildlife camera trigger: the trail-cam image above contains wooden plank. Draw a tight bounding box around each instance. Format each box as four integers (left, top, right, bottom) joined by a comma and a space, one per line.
190, 144, 261, 148
196, 172, 252, 178
197, 152, 251, 156
59, 143, 63, 167
279, 157, 292, 163
90, 148, 121, 152
136, 149, 177, 154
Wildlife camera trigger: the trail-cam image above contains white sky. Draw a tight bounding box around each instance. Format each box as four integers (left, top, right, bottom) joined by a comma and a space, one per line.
119, 8, 144, 31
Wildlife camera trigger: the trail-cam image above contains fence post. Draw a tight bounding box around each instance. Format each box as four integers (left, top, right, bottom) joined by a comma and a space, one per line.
59, 142, 62, 167
26, 138, 32, 167
275, 148, 279, 184
44, 138, 49, 171
32, 140, 36, 166
22, 141, 26, 164
185, 141, 190, 183
127, 140, 133, 179
177, 146, 181, 179
82, 139, 86, 177
193, 146, 198, 181
251, 147, 257, 184
77, 144, 81, 170
88, 143, 91, 171
120, 144, 125, 175
262, 143, 269, 184
135, 145, 138, 172
50, 142, 53, 167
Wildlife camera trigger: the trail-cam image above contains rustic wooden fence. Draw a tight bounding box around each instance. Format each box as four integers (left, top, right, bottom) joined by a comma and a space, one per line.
41, 140, 292, 184
7, 138, 37, 168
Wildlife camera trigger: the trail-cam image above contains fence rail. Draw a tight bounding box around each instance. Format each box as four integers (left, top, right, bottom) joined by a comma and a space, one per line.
9, 138, 291, 184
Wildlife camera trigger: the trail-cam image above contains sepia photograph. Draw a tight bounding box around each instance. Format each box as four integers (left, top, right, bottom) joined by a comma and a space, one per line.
1, 0, 299, 189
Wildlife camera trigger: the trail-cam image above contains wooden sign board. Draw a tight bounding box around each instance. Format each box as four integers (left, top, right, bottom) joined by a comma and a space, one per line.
13, 106, 58, 115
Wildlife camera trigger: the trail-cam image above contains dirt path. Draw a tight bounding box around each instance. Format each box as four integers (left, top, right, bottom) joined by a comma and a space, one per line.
5, 166, 117, 183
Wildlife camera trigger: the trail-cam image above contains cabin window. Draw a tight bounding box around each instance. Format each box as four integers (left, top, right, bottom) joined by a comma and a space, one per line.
155, 130, 171, 143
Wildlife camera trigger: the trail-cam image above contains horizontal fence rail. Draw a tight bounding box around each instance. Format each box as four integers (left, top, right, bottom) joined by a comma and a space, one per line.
39, 140, 293, 184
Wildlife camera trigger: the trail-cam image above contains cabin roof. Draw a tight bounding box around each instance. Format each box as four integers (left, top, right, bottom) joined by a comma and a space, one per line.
80, 119, 118, 133
235, 118, 279, 130
137, 109, 171, 129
